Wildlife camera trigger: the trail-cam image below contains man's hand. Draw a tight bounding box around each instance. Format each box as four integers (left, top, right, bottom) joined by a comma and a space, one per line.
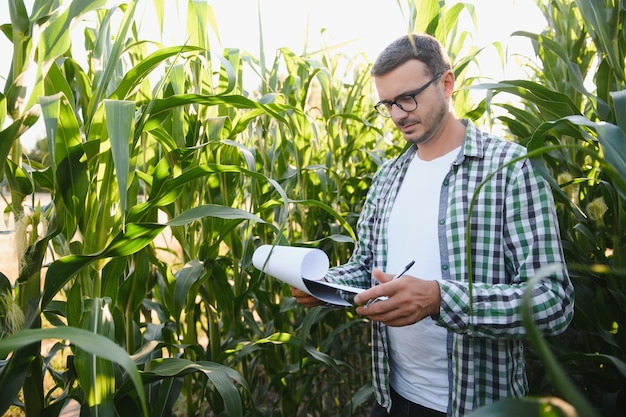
353, 268, 441, 327
291, 287, 324, 307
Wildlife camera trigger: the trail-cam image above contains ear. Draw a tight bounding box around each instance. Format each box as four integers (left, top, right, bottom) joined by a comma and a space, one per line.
441, 70, 455, 100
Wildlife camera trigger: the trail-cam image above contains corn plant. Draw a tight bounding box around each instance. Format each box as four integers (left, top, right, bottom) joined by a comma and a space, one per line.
0, 0, 396, 416
4, 0, 621, 416
468, 0, 626, 416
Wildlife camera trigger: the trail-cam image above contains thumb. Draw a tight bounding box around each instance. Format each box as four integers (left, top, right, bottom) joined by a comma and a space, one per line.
372, 268, 393, 284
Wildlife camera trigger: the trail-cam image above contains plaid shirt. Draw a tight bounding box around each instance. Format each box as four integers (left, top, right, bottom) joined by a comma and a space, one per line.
325, 120, 574, 417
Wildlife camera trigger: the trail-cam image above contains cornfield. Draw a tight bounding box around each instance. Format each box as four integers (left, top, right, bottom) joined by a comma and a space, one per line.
0, 0, 624, 416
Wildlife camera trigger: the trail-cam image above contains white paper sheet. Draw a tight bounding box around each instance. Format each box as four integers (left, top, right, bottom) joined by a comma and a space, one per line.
252, 245, 364, 306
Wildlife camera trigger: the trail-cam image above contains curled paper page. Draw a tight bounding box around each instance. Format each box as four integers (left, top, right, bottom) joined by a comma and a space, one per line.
252, 245, 363, 307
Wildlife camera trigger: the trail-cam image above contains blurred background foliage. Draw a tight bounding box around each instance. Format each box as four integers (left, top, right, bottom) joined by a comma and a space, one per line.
0, 0, 624, 416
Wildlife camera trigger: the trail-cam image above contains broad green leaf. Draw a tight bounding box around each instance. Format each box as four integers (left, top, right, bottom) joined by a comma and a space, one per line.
44, 59, 78, 109
512, 31, 589, 96
4, 159, 33, 197
145, 93, 292, 126
74, 298, 116, 417
39, 94, 60, 178
172, 261, 205, 320
304, 344, 347, 374
129, 163, 289, 228
476, 81, 581, 120
539, 115, 626, 201
89, 1, 137, 119
8, 0, 29, 36
574, 0, 624, 76
166, 204, 267, 227
42, 92, 89, 237
412, 0, 440, 33
186, 0, 212, 50
38, 0, 108, 64
109, 45, 205, 100
0, 347, 35, 416
0, 93, 6, 127
610, 89, 626, 132
26, 0, 108, 109
144, 358, 246, 417
343, 384, 374, 416
226, 332, 303, 363
0, 120, 22, 181
41, 223, 166, 307
104, 99, 135, 227
522, 265, 600, 417
466, 396, 576, 417
0, 327, 148, 416
290, 199, 356, 241
151, 377, 183, 417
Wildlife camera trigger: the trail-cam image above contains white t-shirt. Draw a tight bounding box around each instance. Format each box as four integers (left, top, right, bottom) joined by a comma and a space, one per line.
386, 146, 460, 412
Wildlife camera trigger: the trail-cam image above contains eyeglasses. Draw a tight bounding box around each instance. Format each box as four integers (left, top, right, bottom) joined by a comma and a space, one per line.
374, 72, 444, 118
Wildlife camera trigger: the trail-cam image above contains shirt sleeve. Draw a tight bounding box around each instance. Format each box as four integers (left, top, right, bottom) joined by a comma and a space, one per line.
324, 160, 393, 289
436, 158, 574, 339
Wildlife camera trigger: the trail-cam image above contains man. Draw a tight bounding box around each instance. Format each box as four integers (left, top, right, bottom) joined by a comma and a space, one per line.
292, 34, 574, 417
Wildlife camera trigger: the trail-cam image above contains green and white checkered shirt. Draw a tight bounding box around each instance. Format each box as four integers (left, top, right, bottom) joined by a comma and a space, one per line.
325, 120, 574, 417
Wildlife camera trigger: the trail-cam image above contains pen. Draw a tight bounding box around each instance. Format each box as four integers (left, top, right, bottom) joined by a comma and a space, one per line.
390, 260, 415, 281
365, 260, 415, 307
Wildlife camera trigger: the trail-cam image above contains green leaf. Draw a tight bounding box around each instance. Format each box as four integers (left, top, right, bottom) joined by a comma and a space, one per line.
144, 358, 246, 417
172, 261, 205, 320
610, 89, 626, 132
104, 99, 135, 227
476, 81, 581, 120
574, 0, 624, 76
0, 347, 35, 415
109, 46, 205, 100
563, 116, 626, 200
0, 120, 21, 181
74, 298, 116, 417
290, 199, 356, 241
27, 0, 109, 109
512, 31, 589, 96
0, 327, 148, 416
145, 93, 292, 127
88, 0, 137, 119
166, 204, 267, 227
466, 396, 576, 417
41, 223, 166, 307
522, 265, 600, 417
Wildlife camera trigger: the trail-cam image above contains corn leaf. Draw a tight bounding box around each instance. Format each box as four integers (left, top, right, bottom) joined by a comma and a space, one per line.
144, 358, 247, 417
74, 298, 116, 417
104, 99, 135, 228
466, 396, 576, 417
0, 327, 148, 416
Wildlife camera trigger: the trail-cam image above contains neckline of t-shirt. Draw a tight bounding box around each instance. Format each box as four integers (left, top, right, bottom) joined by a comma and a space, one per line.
415, 145, 462, 165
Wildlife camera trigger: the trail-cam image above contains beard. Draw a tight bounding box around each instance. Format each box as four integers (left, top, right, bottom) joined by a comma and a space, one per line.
395, 94, 448, 146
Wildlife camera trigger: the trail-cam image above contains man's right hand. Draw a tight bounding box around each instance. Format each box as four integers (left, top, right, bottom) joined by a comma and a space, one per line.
291, 287, 324, 307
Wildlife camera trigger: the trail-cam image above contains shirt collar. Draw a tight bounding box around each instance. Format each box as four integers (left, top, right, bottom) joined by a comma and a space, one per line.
459, 119, 485, 161
394, 118, 484, 168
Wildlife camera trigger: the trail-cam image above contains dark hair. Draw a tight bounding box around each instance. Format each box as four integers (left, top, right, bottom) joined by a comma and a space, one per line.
371, 34, 452, 77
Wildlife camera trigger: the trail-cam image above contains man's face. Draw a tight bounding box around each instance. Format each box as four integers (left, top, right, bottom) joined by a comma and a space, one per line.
374, 60, 448, 146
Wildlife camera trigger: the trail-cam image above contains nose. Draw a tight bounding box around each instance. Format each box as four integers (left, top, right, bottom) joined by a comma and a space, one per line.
389, 104, 410, 121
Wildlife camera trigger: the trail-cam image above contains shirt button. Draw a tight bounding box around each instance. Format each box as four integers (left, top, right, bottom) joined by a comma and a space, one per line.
439, 219, 445, 225
443, 180, 449, 186
442, 264, 449, 271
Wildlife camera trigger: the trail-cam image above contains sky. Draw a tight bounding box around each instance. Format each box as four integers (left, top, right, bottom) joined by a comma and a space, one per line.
0, 0, 545, 146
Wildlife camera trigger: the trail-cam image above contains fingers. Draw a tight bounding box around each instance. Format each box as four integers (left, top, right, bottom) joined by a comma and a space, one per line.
355, 279, 441, 327
353, 269, 393, 306
291, 287, 324, 307
355, 298, 414, 327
